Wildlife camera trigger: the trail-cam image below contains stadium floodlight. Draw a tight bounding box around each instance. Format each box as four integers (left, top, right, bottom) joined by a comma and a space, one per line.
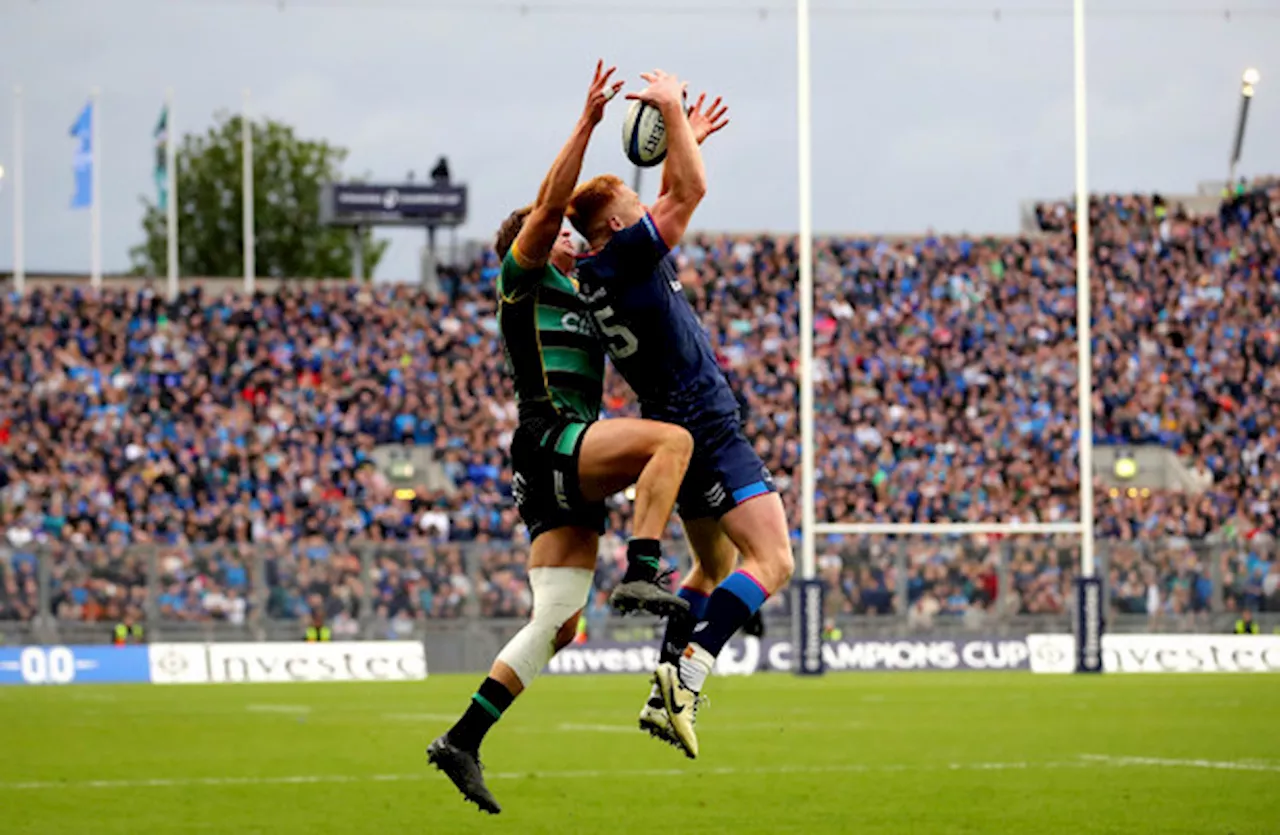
1229, 67, 1260, 184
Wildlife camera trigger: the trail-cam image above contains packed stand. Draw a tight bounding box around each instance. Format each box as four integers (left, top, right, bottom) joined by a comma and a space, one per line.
1, 179, 1278, 624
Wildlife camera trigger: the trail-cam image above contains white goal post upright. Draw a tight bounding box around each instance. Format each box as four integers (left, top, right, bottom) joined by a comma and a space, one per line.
792, 0, 825, 676
794, 0, 1102, 673
1072, 0, 1096, 582
797, 0, 816, 586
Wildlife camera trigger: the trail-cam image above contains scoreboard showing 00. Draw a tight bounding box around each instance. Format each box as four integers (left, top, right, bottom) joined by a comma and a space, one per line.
0, 645, 151, 686
19, 646, 77, 684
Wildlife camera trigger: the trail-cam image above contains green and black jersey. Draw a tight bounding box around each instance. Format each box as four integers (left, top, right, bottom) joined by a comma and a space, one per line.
498, 242, 604, 423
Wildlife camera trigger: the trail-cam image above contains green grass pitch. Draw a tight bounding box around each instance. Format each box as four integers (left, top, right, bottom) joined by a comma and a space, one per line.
2, 672, 1278, 834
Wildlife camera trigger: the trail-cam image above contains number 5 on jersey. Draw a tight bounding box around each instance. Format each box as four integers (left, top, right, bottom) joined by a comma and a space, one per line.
593, 306, 639, 359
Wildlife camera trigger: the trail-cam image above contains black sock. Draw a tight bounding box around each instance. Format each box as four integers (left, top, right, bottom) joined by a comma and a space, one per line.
446, 677, 516, 752
622, 538, 662, 583
690, 571, 769, 658
660, 587, 711, 665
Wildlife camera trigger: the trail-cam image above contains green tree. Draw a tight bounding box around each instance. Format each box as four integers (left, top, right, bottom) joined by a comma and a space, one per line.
131, 113, 387, 279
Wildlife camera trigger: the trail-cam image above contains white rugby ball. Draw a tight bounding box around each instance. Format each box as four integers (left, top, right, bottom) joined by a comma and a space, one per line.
622, 100, 668, 168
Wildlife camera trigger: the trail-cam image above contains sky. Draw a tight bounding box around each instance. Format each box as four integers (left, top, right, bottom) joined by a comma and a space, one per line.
0, 0, 1277, 281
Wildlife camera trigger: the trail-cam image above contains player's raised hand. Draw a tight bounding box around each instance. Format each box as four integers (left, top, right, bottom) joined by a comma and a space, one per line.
626, 69, 687, 109
687, 92, 729, 144
583, 59, 624, 126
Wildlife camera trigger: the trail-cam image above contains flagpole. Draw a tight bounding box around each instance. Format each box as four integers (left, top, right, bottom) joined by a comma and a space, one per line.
242, 89, 255, 295
13, 85, 24, 296
90, 87, 101, 290
166, 87, 178, 301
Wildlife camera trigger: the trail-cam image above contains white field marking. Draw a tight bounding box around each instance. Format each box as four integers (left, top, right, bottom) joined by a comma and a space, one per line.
381, 713, 460, 722
0, 760, 1093, 792
731, 720, 865, 731
551, 723, 635, 734
245, 704, 311, 714
535, 720, 865, 735
1081, 755, 1280, 773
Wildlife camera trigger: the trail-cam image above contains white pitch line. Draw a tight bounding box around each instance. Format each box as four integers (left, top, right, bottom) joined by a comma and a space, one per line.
1081, 755, 1280, 773
511, 720, 866, 736
245, 705, 311, 714
381, 713, 459, 723
554, 723, 636, 734
0, 760, 1091, 792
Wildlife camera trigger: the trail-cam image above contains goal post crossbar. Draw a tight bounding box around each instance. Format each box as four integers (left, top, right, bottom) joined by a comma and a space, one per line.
813, 522, 1084, 537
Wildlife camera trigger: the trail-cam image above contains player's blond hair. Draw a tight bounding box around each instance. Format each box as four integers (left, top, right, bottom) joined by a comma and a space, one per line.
566, 174, 625, 246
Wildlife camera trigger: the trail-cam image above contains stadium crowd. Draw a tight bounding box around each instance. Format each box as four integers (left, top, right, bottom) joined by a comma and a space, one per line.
1, 179, 1278, 626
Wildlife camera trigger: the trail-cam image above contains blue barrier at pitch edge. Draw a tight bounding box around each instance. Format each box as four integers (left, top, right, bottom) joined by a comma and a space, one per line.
0, 645, 152, 686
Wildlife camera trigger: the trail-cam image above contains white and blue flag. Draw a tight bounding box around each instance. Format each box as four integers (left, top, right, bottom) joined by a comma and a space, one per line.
69, 100, 93, 209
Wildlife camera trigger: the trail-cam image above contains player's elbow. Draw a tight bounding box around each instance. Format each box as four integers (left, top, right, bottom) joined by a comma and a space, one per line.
665, 186, 707, 230
675, 176, 707, 204
526, 204, 565, 232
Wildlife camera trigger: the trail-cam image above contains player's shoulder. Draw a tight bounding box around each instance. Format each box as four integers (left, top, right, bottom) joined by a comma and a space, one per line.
499, 244, 553, 299
501, 242, 549, 277
614, 212, 665, 249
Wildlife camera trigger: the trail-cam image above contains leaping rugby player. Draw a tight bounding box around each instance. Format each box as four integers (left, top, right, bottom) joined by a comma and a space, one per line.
428, 61, 697, 814
568, 71, 794, 760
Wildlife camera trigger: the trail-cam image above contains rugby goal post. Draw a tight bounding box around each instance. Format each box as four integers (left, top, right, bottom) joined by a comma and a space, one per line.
792, 0, 1102, 676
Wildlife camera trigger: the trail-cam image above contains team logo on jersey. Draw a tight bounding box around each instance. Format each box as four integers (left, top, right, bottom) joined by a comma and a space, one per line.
669, 279, 683, 294
559, 312, 593, 336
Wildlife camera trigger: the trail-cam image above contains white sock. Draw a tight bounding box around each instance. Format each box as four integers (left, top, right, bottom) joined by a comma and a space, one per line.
677, 643, 715, 693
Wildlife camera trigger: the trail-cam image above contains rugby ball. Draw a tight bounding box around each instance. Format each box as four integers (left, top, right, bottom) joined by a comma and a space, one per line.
622, 100, 668, 168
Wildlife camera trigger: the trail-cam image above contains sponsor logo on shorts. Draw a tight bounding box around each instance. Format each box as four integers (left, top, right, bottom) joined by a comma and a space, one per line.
703, 482, 728, 509
512, 473, 528, 507
553, 470, 570, 510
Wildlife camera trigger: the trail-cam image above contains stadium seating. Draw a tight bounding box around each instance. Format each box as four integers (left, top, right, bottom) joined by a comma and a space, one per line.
1, 179, 1277, 626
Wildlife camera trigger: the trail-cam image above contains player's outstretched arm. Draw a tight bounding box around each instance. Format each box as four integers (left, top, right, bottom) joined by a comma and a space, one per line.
513, 60, 623, 268
628, 70, 706, 249
658, 92, 728, 200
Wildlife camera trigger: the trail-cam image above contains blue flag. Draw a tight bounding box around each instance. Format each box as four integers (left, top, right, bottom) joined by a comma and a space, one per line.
70, 100, 93, 209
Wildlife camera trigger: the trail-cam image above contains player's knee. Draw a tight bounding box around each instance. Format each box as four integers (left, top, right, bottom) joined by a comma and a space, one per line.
498, 568, 592, 686
657, 424, 694, 464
